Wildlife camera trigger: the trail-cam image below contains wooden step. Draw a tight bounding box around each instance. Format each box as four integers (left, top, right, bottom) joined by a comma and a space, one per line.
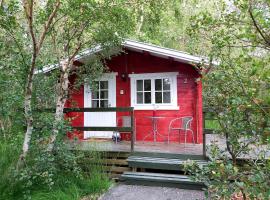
127, 156, 208, 171
121, 172, 205, 190
131, 152, 205, 160
78, 151, 131, 181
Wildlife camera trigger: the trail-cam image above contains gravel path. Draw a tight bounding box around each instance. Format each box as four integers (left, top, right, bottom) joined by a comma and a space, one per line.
99, 184, 205, 200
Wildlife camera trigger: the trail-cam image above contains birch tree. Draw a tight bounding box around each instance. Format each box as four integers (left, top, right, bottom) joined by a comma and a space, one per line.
13, 0, 60, 167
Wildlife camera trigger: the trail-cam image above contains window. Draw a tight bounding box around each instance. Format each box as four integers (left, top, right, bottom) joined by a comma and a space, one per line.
136, 79, 151, 104
129, 72, 179, 110
91, 81, 109, 108
155, 78, 171, 103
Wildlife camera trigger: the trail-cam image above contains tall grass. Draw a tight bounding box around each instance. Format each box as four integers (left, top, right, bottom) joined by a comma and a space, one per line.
0, 142, 111, 200
0, 142, 23, 200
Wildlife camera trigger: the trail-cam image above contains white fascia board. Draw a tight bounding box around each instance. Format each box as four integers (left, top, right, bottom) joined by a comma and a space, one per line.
123, 39, 205, 64
74, 45, 102, 62
35, 63, 59, 74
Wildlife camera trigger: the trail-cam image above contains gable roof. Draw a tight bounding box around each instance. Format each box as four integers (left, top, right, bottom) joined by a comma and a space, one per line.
37, 39, 210, 74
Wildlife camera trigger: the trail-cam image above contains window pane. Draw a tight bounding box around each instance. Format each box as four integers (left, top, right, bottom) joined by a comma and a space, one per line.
144, 80, 151, 91
155, 79, 162, 91
92, 100, 99, 108
144, 92, 151, 104
163, 92, 171, 103
137, 92, 143, 104
155, 92, 162, 103
92, 81, 99, 90
100, 91, 108, 99
100, 81, 108, 89
137, 80, 143, 91
163, 78, 171, 90
92, 91, 99, 99
100, 100, 108, 108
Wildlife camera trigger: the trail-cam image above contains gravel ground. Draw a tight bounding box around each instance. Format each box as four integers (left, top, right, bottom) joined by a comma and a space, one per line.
99, 184, 205, 200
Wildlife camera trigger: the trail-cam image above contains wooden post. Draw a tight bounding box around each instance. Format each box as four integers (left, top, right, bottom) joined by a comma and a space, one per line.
203, 131, 206, 159
130, 107, 134, 152
203, 111, 206, 130
202, 110, 206, 159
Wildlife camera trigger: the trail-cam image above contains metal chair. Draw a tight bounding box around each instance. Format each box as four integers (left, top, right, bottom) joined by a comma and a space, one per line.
168, 116, 195, 145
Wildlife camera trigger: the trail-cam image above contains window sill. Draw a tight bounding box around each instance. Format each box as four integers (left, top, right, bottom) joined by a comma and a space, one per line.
133, 105, 180, 110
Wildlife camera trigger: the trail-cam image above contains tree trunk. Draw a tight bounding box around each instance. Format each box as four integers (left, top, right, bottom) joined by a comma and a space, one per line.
48, 61, 70, 151
17, 55, 36, 168
136, 5, 144, 36
224, 131, 238, 165
0, 119, 5, 139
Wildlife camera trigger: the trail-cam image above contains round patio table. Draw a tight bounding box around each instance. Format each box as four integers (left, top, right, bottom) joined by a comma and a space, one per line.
143, 116, 166, 143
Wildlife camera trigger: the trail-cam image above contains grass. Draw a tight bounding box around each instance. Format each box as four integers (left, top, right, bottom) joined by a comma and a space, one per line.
30, 170, 110, 200
0, 141, 111, 200
205, 119, 221, 130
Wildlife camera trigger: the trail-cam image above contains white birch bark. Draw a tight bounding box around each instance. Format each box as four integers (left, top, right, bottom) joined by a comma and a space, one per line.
136, 5, 144, 36
48, 61, 70, 151
17, 53, 36, 168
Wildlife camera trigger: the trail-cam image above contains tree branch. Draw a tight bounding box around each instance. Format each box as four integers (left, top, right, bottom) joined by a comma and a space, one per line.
68, 42, 82, 64
0, 0, 4, 8
37, 0, 61, 53
23, 0, 37, 56
248, 3, 270, 47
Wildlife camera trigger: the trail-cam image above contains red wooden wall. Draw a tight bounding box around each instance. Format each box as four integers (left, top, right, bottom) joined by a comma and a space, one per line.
66, 49, 203, 143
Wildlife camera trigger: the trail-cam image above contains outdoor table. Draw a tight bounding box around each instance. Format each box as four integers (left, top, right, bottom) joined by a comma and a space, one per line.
143, 116, 166, 143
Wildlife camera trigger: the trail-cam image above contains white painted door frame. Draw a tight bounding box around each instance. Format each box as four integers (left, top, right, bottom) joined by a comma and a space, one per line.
84, 73, 117, 139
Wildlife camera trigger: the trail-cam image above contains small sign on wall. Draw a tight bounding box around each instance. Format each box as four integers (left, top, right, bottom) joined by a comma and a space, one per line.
120, 89, 125, 95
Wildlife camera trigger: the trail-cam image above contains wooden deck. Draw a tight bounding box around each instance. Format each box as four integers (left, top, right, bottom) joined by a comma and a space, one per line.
71, 134, 223, 155
71, 134, 269, 159
76, 140, 204, 155
73, 134, 223, 155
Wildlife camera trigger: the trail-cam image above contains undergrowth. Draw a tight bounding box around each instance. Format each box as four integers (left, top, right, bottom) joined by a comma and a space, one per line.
0, 141, 111, 200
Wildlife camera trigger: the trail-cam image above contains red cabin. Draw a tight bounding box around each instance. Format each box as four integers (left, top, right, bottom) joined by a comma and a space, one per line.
65, 40, 204, 146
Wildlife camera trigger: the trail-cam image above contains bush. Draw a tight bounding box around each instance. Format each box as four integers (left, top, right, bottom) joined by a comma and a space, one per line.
0, 141, 111, 200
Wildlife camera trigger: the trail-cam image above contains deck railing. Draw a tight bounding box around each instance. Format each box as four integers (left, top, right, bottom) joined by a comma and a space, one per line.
64, 107, 135, 152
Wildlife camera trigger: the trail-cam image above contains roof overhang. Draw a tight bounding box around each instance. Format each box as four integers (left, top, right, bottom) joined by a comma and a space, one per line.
36, 39, 216, 74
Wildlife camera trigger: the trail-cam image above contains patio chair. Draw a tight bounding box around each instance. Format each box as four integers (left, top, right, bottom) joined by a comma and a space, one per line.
168, 116, 195, 145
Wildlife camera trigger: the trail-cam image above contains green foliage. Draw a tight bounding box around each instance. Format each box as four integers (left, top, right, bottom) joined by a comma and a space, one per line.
131, 0, 218, 55
185, 146, 270, 199
183, 0, 270, 199
205, 120, 220, 130
0, 141, 110, 200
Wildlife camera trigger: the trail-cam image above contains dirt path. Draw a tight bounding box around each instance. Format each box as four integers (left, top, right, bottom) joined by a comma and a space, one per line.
99, 184, 205, 200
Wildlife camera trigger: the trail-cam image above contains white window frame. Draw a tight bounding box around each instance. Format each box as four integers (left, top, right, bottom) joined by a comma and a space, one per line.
84, 73, 117, 108
129, 72, 179, 110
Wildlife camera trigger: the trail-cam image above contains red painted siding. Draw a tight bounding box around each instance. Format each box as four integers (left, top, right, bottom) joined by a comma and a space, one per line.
65, 74, 84, 140
66, 49, 203, 143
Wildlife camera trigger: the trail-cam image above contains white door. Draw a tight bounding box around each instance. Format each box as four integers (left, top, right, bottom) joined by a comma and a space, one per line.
84, 73, 117, 139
